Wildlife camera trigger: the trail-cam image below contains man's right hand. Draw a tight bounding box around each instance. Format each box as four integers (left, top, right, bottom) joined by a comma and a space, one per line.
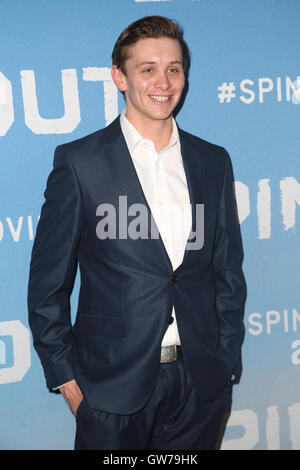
59, 379, 84, 417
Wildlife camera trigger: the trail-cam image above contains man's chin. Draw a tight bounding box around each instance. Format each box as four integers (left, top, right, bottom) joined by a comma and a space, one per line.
146, 109, 175, 121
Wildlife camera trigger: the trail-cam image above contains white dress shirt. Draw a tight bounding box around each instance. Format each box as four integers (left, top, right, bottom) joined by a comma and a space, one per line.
120, 108, 192, 347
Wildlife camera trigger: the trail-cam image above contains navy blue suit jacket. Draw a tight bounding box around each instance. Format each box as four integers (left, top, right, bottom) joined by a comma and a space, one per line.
28, 115, 246, 414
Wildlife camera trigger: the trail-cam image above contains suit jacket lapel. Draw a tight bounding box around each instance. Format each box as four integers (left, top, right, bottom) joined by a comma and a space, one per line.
178, 128, 205, 261
102, 118, 173, 271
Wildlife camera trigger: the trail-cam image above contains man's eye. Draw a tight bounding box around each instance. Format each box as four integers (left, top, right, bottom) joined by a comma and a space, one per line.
169, 68, 179, 73
143, 68, 153, 73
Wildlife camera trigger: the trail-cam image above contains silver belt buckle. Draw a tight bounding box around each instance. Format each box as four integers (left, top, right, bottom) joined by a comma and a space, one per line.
160, 345, 178, 363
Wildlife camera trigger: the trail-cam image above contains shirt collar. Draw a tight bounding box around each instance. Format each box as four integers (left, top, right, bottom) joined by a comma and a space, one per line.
120, 107, 180, 154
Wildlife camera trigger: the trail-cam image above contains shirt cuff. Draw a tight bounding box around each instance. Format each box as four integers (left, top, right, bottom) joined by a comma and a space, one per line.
52, 379, 75, 390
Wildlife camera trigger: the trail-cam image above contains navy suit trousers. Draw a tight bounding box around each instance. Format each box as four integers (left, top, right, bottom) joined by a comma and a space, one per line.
74, 356, 232, 450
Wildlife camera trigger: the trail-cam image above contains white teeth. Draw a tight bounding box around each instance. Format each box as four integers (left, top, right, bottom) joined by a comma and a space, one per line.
150, 95, 170, 102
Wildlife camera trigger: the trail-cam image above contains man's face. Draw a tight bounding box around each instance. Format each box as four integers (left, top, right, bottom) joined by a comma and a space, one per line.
113, 37, 185, 125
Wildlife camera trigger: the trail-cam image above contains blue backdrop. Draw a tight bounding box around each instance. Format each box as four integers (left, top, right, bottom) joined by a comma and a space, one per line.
0, 0, 299, 450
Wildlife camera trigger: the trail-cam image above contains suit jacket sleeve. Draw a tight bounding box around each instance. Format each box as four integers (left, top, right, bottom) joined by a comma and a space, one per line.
213, 149, 247, 383
27, 144, 82, 390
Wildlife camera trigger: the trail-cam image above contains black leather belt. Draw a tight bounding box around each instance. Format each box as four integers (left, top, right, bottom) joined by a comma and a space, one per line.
160, 345, 183, 363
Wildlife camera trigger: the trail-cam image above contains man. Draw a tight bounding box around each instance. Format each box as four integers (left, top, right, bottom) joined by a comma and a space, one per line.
28, 16, 246, 450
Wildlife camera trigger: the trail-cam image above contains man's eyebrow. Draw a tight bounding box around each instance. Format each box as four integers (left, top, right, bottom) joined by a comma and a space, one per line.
135, 61, 156, 68
135, 60, 182, 68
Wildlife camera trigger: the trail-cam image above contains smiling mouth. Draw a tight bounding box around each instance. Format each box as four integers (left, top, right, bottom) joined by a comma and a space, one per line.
149, 95, 172, 103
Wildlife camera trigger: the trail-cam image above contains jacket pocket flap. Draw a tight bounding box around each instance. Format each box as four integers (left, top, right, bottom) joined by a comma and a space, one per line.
76, 314, 128, 337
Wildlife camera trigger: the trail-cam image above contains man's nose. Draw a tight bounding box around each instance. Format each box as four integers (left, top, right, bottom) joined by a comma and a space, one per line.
154, 71, 171, 90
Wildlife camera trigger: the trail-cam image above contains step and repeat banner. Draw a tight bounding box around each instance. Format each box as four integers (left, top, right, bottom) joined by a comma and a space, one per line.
0, 0, 299, 450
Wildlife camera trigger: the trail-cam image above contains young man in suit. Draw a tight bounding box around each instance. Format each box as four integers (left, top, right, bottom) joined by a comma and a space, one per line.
28, 16, 246, 450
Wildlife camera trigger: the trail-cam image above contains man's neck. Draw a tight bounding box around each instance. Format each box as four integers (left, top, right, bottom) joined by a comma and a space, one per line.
125, 111, 173, 153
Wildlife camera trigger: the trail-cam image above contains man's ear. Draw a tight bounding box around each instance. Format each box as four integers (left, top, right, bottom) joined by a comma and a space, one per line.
111, 65, 127, 93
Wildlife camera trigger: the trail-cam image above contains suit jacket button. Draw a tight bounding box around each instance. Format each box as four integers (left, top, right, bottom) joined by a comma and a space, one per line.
171, 274, 177, 282
168, 316, 174, 325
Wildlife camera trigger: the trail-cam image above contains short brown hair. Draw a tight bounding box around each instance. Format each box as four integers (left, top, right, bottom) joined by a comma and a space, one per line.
112, 15, 190, 76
